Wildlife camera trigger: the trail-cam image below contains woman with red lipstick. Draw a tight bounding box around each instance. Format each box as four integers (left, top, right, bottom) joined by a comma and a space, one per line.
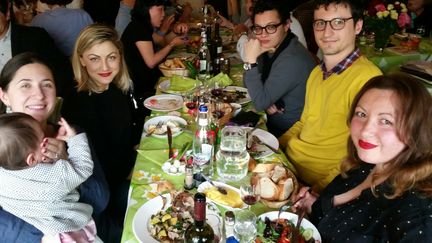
62, 24, 137, 243
292, 74, 432, 242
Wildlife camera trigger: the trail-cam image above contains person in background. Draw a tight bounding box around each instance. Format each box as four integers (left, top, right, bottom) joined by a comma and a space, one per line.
0, 0, 75, 98
407, 0, 432, 37
293, 74, 432, 242
0, 52, 108, 243
121, 0, 187, 124
115, 0, 135, 36
0, 113, 98, 242
279, 0, 382, 193
83, 0, 119, 25
12, 0, 37, 25
218, 0, 307, 61
242, 0, 315, 137
62, 24, 137, 243
31, 0, 93, 57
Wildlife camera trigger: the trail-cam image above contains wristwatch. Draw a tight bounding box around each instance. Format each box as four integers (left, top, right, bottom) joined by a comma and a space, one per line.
243, 62, 257, 71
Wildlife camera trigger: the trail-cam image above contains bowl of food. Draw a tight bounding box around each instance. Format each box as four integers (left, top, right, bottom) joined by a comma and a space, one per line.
250, 163, 298, 208
159, 58, 190, 77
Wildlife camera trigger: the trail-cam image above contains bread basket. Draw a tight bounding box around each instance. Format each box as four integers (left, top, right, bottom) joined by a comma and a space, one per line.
159, 64, 190, 77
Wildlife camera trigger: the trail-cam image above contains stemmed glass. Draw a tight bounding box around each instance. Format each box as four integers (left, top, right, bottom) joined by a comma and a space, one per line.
240, 184, 260, 209
182, 90, 198, 124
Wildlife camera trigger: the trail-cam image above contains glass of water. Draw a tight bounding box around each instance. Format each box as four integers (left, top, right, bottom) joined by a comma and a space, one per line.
234, 210, 257, 243
216, 126, 250, 181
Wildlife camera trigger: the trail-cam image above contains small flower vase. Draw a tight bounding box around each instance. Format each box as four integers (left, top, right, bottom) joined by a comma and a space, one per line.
374, 29, 392, 52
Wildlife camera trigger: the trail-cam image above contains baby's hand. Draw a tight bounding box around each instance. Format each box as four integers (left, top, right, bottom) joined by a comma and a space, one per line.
56, 117, 76, 141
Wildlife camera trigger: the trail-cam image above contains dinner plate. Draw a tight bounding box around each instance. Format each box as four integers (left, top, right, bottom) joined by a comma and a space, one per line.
223, 86, 251, 105
158, 79, 198, 94
197, 181, 248, 211
244, 128, 279, 159
144, 94, 183, 112
258, 211, 322, 242
133, 194, 222, 243
143, 116, 187, 138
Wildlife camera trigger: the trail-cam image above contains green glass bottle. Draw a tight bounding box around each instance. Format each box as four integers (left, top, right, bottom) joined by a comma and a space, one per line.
184, 193, 215, 243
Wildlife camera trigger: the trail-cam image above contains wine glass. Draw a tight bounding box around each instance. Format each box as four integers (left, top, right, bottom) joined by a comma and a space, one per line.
240, 184, 260, 209
182, 90, 197, 123
233, 210, 257, 243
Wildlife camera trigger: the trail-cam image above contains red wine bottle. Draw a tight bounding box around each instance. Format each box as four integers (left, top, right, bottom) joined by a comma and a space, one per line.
184, 193, 215, 242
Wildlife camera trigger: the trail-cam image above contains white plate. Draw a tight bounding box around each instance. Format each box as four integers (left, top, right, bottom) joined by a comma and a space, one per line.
144, 94, 183, 112
197, 181, 248, 210
133, 194, 222, 243
143, 116, 187, 138
258, 211, 321, 242
223, 86, 251, 105
158, 79, 198, 94
244, 128, 279, 159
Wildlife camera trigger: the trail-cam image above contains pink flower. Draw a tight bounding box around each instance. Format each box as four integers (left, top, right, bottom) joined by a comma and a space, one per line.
375, 4, 387, 12
397, 12, 411, 28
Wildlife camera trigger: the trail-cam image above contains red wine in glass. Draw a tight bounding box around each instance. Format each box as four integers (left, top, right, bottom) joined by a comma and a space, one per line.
211, 88, 223, 97
242, 195, 258, 205
186, 101, 196, 110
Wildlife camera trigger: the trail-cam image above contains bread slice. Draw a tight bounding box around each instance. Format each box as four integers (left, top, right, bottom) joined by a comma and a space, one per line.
259, 177, 278, 200
271, 165, 287, 183
253, 163, 276, 173
277, 178, 294, 201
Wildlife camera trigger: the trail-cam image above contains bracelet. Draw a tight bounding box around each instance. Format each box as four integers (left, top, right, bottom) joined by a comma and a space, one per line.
155, 30, 166, 37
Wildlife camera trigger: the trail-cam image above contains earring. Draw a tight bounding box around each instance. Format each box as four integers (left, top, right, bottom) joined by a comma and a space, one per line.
6, 106, 12, 113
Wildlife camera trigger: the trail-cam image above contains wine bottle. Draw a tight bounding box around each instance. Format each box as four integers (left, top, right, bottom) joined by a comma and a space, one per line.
213, 22, 223, 59
197, 32, 211, 81
184, 193, 215, 243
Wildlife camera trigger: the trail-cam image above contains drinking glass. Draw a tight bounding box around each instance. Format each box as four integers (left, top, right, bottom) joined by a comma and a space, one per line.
182, 90, 198, 123
216, 126, 250, 181
234, 210, 257, 243
240, 184, 260, 209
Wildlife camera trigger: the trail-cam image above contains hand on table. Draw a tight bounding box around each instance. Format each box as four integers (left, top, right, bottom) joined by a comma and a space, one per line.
266, 104, 284, 115
291, 186, 318, 214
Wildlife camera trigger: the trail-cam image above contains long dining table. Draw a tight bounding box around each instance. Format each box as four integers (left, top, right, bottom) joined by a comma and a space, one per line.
120, 61, 297, 243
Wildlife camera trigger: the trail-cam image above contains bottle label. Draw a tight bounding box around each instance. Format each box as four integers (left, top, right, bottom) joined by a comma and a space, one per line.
217, 46, 222, 54
200, 60, 207, 72
194, 201, 206, 221
193, 144, 212, 166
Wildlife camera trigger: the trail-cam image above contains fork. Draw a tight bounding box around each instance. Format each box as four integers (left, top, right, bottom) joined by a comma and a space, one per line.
146, 121, 164, 137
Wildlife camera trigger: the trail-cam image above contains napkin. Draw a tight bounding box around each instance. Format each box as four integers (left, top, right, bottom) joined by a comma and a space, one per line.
169, 75, 199, 92
208, 72, 233, 87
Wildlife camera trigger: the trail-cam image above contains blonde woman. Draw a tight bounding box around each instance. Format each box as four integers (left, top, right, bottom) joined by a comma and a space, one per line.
62, 23, 137, 243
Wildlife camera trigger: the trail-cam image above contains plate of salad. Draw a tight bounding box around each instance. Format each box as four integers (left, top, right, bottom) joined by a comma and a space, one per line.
256, 211, 321, 243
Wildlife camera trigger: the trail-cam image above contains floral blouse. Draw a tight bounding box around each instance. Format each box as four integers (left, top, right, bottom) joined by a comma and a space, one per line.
310, 164, 432, 242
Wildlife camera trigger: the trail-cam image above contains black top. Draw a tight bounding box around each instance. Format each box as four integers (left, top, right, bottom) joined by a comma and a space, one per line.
121, 20, 162, 98
310, 164, 432, 242
61, 84, 136, 187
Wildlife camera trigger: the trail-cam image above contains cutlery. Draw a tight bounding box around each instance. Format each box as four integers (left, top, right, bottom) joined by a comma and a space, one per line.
201, 174, 228, 195
146, 121, 163, 137
252, 135, 280, 154
167, 126, 174, 159
292, 207, 306, 243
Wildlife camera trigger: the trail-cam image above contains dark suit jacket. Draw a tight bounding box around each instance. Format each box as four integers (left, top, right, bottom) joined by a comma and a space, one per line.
10, 23, 75, 98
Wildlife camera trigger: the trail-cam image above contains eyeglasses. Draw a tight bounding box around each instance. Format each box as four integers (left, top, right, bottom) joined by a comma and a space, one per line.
312, 17, 353, 31
251, 23, 283, 35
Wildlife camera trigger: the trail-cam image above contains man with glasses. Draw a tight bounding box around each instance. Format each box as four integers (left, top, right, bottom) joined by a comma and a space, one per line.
243, 0, 315, 137
279, 0, 382, 193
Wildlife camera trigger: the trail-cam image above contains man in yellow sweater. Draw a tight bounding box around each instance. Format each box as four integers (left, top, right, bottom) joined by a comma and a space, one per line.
279, 0, 382, 192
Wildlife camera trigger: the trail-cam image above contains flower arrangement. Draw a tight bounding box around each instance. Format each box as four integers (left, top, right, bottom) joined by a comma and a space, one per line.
364, 0, 411, 49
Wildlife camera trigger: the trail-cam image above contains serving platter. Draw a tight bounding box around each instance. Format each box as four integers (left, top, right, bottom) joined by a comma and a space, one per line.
144, 94, 183, 112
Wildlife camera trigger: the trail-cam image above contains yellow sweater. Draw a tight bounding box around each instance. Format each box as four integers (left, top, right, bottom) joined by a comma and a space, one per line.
279, 56, 382, 192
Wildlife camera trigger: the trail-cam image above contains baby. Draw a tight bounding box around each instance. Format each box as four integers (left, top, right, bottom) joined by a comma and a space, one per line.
0, 112, 99, 242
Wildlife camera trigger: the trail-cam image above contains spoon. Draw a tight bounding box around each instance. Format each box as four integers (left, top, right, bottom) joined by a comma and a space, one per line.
201, 174, 228, 195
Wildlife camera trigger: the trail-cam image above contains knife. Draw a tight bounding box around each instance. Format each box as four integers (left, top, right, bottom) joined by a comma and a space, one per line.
167, 126, 174, 159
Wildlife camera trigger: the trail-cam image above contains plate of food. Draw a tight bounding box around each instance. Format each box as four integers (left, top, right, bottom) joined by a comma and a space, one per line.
197, 181, 248, 211
144, 94, 183, 112
250, 164, 298, 209
257, 211, 321, 243
133, 191, 222, 243
222, 86, 251, 105
143, 116, 187, 138
245, 128, 279, 159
